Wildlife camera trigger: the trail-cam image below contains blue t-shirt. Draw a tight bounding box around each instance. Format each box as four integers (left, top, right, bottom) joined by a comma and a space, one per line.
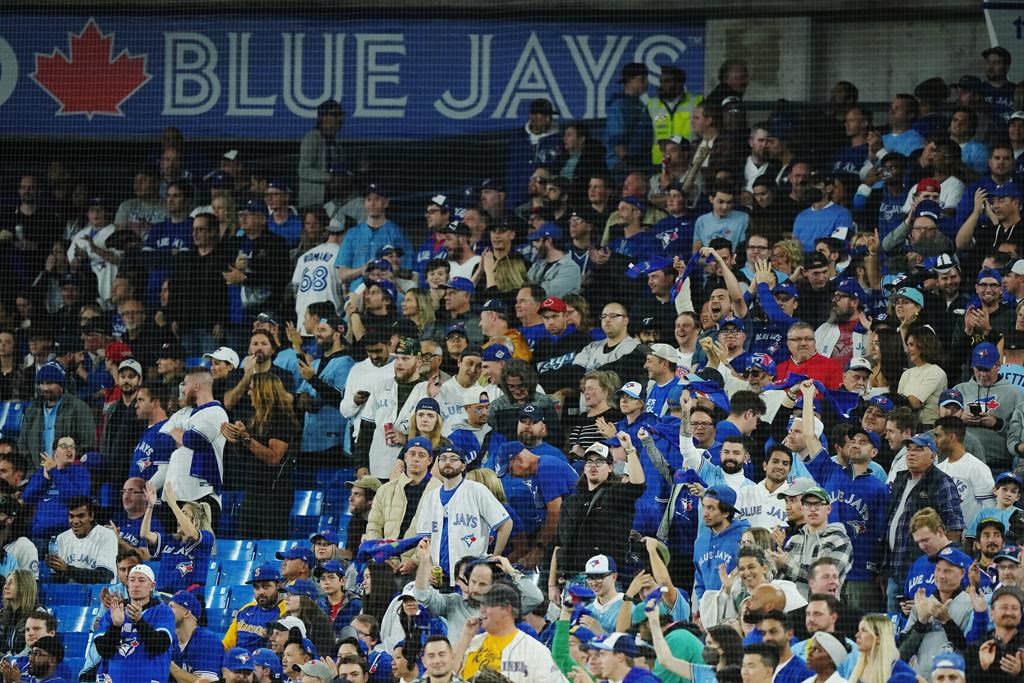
833, 144, 868, 176
646, 378, 680, 417
693, 211, 749, 250
792, 203, 854, 249
883, 129, 926, 157
530, 456, 579, 521
519, 322, 550, 351
129, 420, 176, 482
268, 212, 303, 245
113, 512, 165, 552
334, 221, 412, 289
96, 600, 175, 683
1001, 364, 1024, 394
153, 529, 214, 593
172, 625, 224, 680
144, 218, 192, 252
297, 354, 355, 452
607, 230, 662, 262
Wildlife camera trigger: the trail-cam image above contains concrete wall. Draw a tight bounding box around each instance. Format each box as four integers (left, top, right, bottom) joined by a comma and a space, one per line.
704, 14, 1013, 104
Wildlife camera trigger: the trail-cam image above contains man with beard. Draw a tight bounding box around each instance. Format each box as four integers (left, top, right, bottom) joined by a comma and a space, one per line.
814, 278, 868, 369
164, 367, 228, 509
526, 224, 581, 298
357, 337, 427, 479
223, 331, 293, 420
956, 341, 1022, 472
129, 385, 175, 487
736, 444, 792, 529
18, 636, 66, 683
341, 475, 379, 560
295, 316, 354, 481
679, 391, 754, 495
224, 564, 287, 650
972, 586, 1024, 681
442, 221, 480, 281
414, 542, 543, 639
169, 589, 225, 682
693, 485, 750, 613
971, 518, 1008, 595
553, 438, 645, 581
756, 612, 813, 683
417, 446, 512, 581
47, 495, 117, 583
100, 359, 147, 484
514, 404, 566, 461
340, 329, 394, 435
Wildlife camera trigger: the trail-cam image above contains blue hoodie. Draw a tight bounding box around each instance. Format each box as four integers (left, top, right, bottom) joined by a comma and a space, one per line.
614, 411, 680, 534
693, 517, 751, 604
23, 463, 90, 537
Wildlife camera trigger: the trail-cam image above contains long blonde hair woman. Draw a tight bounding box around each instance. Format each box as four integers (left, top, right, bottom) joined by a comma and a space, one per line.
400, 288, 441, 341
0, 570, 38, 653
211, 194, 238, 239
466, 467, 506, 503
851, 614, 915, 683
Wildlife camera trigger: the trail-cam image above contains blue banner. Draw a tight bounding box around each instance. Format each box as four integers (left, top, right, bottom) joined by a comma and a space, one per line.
0, 16, 704, 139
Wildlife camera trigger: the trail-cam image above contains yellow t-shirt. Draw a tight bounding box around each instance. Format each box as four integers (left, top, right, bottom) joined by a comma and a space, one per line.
461, 632, 516, 679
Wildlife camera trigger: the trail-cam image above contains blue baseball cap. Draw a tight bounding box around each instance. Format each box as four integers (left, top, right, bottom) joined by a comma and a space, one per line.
867, 395, 894, 412
35, 362, 65, 385
224, 648, 255, 672
625, 255, 674, 279
996, 471, 1024, 488
892, 287, 924, 307
834, 277, 864, 299
445, 323, 468, 339
364, 183, 387, 198
913, 199, 943, 223
482, 345, 511, 361
931, 546, 973, 571
972, 341, 1000, 370
717, 314, 745, 332
773, 283, 799, 299
745, 353, 777, 375
527, 222, 563, 241
939, 388, 964, 408
310, 530, 340, 546
977, 267, 1004, 284
441, 277, 475, 293
370, 279, 398, 302
494, 440, 528, 477
616, 380, 647, 401
518, 404, 547, 423
589, 632, 638, 657
246, 563, 282, 584
314, 559, 347, 579
995, 546, 1022, 564
666, 384, 685, 408
991, 182, 1022, 200
376, 243, 404, 258
415, 397, 441, 414
251, 648, 283, 676
169, 590, 201, 617
402, 436, 434, 458
620, 196, 646, 213
704, 486, 737, 511
242, 199, 267, 214
366, 258, 393, 272
435, 443, 468, 463
276, 545, 315, 566
281, 579, 319, 600
904, 432, 937, 452
569, 625, 597, 646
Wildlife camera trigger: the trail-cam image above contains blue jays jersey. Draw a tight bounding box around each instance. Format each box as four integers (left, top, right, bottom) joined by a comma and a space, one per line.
130, 420, 175, 482
154, 529, 214, 593
96, 600, 175, 683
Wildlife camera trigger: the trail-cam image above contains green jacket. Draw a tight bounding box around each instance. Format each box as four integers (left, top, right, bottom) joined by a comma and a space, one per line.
17, 393, 96, 468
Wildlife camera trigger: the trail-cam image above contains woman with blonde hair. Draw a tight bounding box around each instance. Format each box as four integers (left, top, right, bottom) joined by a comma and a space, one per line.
210, 193, 238, 240
394, 397, 448, 451
221, 373, 299, 537
141, 481, 215, 594
850, 614, 916, 683
401, 288, 442, 342
466, 468, 523, 553
771, 239, 803, 276
0, 570, 38, 654
566, 369, 622, 459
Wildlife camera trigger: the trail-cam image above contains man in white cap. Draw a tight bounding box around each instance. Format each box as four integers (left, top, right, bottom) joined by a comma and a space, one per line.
802, 630, 848, 683
643, 343, 681, 417
95, 564, 175, 682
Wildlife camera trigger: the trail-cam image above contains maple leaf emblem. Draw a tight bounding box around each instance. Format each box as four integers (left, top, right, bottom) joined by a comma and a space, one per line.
31, 19, 151, 119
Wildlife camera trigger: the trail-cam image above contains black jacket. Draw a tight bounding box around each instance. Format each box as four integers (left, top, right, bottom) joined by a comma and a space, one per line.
556, 478, 644, 576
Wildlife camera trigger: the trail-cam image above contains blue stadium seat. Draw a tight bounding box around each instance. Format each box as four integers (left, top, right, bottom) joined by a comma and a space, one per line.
290, 514, 320, 538
206, 608, 234, 634
205, 586, 231, 611
218, 491, 245, 538
52, 606, 95, 633
185, 356, 207, 369
217, 560, 255, 587
214, 539, 255, 562
42, 584, 90, 607
61, 632, 90, 658
253, 540, 294, 565
87, 584, 107, 606
227, 588, 253, 612
97, 483, 119, 510
206, 560, 220, 586
290, 490, 323, 517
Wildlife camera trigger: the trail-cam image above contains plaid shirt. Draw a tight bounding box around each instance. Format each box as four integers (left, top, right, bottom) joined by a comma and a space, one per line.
779, 523, 853, 586
882, 464, 965, 583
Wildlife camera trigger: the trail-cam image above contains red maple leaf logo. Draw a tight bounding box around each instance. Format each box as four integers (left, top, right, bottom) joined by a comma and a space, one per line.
31, 19, 151, 118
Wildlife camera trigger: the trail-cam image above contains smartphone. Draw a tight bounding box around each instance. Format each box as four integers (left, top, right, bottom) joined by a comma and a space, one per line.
969, 404, 982, 416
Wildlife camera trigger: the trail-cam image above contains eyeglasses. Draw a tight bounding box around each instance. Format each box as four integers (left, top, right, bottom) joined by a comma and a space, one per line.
584, 459, 609, 468
56, 441, 76, 449
600, 313, 626, 320
691, 421, 714, 428
978, 283, 1002, 289
425, 208, 441, 214
505, 382, 528, 391
437, 454, 462, 463
802, 500, 827, 509
787, 336, 815, 343
585, 573, 612, 581
718, 328, 742, 336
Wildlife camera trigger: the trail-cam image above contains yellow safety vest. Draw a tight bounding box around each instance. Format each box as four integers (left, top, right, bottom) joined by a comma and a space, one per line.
647, 92, 703, 164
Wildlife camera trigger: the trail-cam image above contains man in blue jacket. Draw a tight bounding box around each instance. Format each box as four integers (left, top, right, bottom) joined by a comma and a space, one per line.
692, 485, 750, 613
605, 63, 651, 180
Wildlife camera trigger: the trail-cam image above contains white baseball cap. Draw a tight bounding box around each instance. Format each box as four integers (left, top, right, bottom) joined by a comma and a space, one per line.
128, 564, 156, 584
118, 359, 143, 377
203, 346, 240, 369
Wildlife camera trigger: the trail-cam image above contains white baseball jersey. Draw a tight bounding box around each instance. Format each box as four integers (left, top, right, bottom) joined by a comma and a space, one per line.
292, 242, 342, 334
362, 377, 429, 478
417, 479, 510, 581
340, 357, 395, 423
165, 402, 228, 505
436, 379, 482, 436
57, 524, 117, 581
67, 224, 119, 302
735, 480, 788, 529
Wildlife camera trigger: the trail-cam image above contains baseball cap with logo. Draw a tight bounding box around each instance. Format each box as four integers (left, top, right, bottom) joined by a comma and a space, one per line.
441, 277, 475, 293
996, 471, 1024, 488
717, 315, 746, 332
246, 563, 282, 584
585, 554, 618, 575
128, 564, 156, 584
539, 296, 567, 313
268, 615, 307, 637
616, 381, 647, 401
939, 388, 964, 408
904, 432, 938, 452
482, 345, 511, 362
892, 287, 924, 307
224, 648, 254, 672
932, 253, 960, 274
518, 404, 547, 423
846, 357, 872, 372
395, 337, 420, 357
527, 223, 562, 241
276, 545, 315, 566
745, 353, 777, 375
583, 443, 612, 463
170, 590, 201, 617
931, 653, 965, 675
252, 648, 283, 677
589, 632, 639, 657
971, 341, 1000, 370
932, 545, 973, 571
296, 661, 334, 683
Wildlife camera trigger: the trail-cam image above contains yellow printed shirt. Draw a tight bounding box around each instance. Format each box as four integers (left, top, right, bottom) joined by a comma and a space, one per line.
222, 599, 286, 650
461, 631, 516, 680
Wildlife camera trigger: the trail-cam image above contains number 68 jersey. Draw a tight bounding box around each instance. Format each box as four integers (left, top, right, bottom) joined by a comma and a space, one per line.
292, 240, 342, 334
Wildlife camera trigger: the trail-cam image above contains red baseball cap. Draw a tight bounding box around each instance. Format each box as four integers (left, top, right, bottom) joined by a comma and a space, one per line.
104, 341, 133, 364
539, 296, 567, 313
916, 178, 941, 194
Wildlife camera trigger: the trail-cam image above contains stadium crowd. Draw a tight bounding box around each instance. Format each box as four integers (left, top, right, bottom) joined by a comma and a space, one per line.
0, 50, 1022, 683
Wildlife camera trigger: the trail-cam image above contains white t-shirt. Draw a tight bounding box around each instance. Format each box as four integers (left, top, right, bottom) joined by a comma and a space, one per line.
901, 176, 966, 213
937, 452, 995, 531
6, 537, 39, 578
736, 480, 788, 528
448, 256, 481, 281
67, 224, 119, 303
292, 242, 342, 334
57, 525, 117, 581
